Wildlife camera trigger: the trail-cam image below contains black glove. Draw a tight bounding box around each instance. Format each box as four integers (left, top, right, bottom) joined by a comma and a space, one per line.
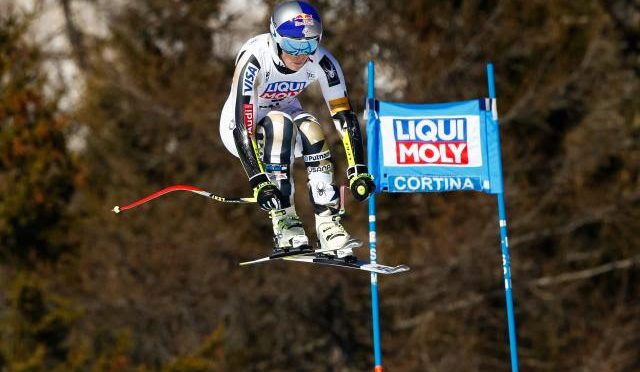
250, 173, 282, 211
347, 165, 375, 201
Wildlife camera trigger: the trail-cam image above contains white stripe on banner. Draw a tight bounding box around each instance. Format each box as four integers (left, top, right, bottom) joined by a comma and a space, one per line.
484, 98, 499, 120
491, 98, 498, 120
369, 231, 376, 243
369, 215, 376, 222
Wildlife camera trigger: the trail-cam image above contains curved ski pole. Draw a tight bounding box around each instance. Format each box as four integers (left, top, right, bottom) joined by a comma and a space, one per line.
112, 184, 256, 214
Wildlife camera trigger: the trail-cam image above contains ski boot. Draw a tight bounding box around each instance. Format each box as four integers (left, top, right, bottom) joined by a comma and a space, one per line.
270, 206, 312, 258
315, 213, 359, 261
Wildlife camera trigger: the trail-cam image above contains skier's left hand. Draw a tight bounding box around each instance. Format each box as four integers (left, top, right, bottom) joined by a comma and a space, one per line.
347, 165, 375, 201
250, 173, 283, 211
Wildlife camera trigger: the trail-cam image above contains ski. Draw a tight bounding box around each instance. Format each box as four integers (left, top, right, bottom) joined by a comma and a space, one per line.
284, 254, 410, 275
239, 239, 409, 275
239, 238, 363, 266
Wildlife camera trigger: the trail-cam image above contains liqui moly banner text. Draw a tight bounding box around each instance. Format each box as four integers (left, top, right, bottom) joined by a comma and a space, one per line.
367, 99, 504, 194
382, 116, 482, 166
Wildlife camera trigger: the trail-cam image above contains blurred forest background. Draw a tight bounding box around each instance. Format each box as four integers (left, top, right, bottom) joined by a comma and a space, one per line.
1, 0, 639, 371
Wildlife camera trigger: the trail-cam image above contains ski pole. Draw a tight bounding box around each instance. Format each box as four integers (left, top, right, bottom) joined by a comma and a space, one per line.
112, 184, 256, 214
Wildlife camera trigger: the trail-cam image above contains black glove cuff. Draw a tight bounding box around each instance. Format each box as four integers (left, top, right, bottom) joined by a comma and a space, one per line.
249, 173, 270, 189
347, 164, 368, 179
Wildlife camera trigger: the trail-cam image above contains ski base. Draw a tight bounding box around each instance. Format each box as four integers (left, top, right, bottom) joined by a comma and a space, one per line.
239, 239, 364, 266
284, 254, 410, 275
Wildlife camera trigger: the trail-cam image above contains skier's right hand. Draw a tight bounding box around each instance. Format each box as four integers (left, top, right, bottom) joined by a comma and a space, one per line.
347, 165, 375, 201
250, 173, 282, 211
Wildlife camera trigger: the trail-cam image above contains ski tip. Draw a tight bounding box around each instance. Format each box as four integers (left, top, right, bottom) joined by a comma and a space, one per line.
112, 206, 121, 214
361, 263, 411, 274
238, 256, 271, 266
239, 260, 259, 266
396, 264, 411, 273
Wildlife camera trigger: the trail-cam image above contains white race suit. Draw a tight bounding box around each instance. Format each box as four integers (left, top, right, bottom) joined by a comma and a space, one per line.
219, 33, 366, 213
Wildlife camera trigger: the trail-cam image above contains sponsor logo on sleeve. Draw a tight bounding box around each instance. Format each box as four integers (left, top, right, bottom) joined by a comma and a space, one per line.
328, 97, 351, 115
242, 62, 259, 95
319, 56, 340, 87
243, 104, 254, 135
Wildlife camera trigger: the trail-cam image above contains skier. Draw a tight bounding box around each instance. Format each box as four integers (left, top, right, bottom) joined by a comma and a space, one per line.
219, 0, 374, 259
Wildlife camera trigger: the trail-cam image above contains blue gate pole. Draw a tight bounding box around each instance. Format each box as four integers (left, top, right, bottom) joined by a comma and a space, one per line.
487, 63, 519, 372
367, 60, 383, 372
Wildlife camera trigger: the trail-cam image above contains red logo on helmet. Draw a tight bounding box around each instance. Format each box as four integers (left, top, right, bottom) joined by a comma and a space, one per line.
294, 13, 314, 26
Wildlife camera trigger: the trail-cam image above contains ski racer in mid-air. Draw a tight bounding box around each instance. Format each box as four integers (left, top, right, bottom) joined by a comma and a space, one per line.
219, 0, 374, 259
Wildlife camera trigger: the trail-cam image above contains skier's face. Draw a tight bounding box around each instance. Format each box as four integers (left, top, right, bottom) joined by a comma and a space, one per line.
281, 52, 309, 71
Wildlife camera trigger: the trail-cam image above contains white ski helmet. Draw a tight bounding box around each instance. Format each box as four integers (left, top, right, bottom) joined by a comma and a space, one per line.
270, 1, 322, 56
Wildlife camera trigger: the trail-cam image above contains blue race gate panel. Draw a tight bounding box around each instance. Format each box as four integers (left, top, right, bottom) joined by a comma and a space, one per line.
369, 99, 503, 194
365, 61, 519, 372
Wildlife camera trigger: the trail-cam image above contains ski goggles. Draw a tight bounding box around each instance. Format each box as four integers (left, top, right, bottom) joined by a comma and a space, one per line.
279, 36, 319, 56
